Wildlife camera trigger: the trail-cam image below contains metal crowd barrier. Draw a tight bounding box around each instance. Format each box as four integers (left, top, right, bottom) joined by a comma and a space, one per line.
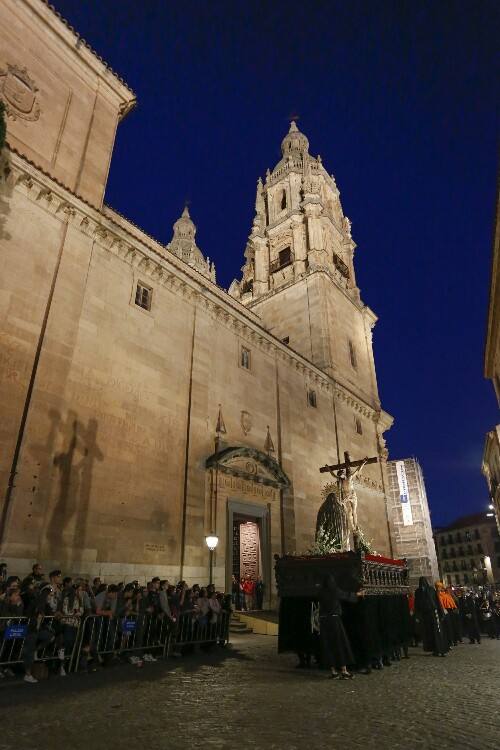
73, 613, 174, 667
1, 609, 232, 675
0, 615, 80, 672
170, 609, 231, 653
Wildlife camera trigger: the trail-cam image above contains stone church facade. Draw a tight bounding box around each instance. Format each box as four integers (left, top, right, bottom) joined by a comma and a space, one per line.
0, 0, 394, 601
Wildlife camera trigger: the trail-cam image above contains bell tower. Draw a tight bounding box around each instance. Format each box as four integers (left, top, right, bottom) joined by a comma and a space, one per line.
229, 121, 381, 410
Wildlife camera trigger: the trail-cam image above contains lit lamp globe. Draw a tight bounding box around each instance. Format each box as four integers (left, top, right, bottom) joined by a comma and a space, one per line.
205, 533, 219, 551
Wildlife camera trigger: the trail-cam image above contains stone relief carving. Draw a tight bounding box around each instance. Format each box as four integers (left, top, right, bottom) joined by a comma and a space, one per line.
240, 410, 252, 435
0, 64, 41, 121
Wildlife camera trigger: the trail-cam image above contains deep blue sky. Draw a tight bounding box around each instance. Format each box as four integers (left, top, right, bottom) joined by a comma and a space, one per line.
53, 0, 499, 527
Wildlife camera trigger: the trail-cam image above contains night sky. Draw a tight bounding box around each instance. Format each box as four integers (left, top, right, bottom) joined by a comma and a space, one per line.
52, 0, 499, 527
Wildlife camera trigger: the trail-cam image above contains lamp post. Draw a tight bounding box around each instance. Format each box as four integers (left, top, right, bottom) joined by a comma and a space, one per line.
205, 532, 219, 585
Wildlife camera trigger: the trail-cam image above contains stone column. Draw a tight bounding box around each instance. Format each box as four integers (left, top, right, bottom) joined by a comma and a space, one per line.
253, 236, 269, 297
304, 202, 328, 267
292, 217, 307, 275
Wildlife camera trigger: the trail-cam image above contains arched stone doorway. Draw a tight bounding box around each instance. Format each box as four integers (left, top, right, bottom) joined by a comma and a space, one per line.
205, 446, 291, 606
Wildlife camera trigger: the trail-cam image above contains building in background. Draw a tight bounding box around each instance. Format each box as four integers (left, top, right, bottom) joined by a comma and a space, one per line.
482, 183, 500, 531
434, 513, 500, 587
387, 458, 439, 588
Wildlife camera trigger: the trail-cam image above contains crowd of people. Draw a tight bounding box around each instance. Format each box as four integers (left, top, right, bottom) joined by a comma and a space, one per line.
411, 578, 500, 654
280, 576, 500, 680
231, 574, 265, 611
0, 562, 231, 683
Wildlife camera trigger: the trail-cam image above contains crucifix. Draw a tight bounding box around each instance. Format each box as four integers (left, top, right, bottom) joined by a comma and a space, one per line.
319, 451, 378, 544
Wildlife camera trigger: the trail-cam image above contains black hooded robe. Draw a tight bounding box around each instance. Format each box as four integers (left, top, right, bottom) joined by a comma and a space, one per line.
414, 578, 448, 655
319, 575, 357, 670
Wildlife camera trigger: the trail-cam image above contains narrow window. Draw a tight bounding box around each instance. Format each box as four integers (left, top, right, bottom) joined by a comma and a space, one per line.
349, 340, 357, 368
279, 247, 292, 267
477, 543, 483, 553
355, 417, 362, 435
280, 189, 287, 210
307, 389, 317, 408
241, 346, 251, 370
463, 573, 469, 584
135, 282, 152, 311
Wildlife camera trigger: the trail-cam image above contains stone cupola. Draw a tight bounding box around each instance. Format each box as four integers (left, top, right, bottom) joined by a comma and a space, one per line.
167, 206, 216, 282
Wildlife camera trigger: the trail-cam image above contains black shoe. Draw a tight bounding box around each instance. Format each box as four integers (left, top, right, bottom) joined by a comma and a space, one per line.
329, 672, 340, 679
340, 672, 354, 680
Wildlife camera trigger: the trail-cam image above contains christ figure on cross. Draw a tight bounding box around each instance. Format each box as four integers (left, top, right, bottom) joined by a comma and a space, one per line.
320, 452, 378, 537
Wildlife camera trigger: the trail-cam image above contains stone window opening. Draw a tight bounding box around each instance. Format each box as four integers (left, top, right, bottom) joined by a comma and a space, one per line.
240, 346, 251, 370
280, 189, 287, 210
135, 281, 152, 311
349, 340, 357, 369
307, 389, 317, 408
355, 417, 362, 435
282, 336, 290, 345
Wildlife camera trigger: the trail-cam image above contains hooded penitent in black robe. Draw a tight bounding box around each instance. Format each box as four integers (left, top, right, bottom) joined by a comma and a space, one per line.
278, 597, 320, 664
459, 594, 481, 643
414, 577, 448, 656
319, 574, 357, 670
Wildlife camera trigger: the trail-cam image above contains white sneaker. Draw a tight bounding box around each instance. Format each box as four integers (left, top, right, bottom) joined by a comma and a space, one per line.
59, 665, 66, 677
24, 674, 38, 684
129, 655, 140, 664
3, 668, 15, 678
143, 653, 157, 662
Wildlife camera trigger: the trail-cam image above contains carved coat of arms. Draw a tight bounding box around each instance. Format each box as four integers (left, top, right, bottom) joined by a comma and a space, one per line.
0, 63, 41, 121
240, 410, 252, 436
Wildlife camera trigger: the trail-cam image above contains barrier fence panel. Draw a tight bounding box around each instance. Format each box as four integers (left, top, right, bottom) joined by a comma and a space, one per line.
73, 613, 174, 668
170, 610, 231, 653
1, 609, 232, 675
0, 615, 80, 672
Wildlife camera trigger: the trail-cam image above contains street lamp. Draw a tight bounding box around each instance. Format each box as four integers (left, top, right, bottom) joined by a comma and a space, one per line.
205, 532, 219, 585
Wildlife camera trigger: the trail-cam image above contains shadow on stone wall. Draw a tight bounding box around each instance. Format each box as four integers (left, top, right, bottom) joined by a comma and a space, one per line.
44, 410, 104, 562
0, 149, 12, 241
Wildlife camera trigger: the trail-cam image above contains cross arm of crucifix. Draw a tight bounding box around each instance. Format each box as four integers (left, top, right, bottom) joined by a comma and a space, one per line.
319, 452, 378, 475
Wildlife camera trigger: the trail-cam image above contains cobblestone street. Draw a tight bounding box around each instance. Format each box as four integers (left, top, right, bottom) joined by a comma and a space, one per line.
1, 633, 499, 750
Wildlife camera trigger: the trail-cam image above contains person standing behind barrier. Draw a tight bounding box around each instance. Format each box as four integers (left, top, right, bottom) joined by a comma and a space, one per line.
31, 563, 44, 583
95, 584, 119, 656
243, 575, 255, 611
239, 577, 246, 611
23, 584, 55, 683
196, 588, 210, 626
60, 583, 86, 675
37, 571, 65, 675
231, 575, 239, 609
255, 577, 265, 610
208, 590, 221, 624
0, 586, 24, 678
